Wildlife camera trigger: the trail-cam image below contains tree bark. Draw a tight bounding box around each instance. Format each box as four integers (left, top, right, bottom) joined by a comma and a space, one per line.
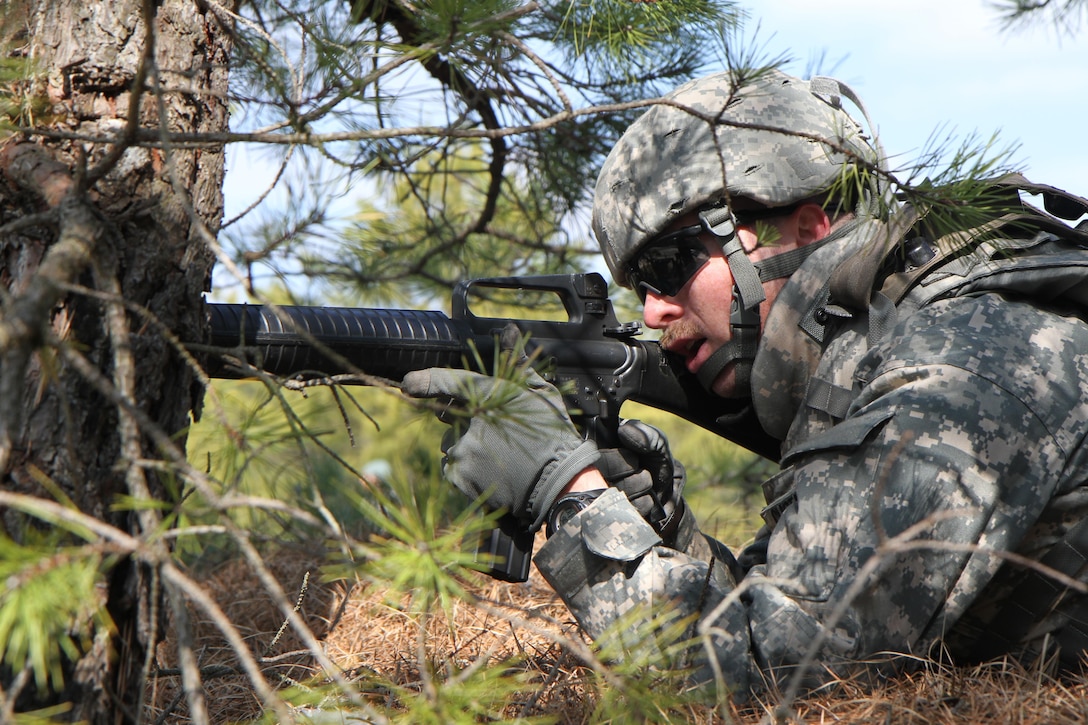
0, 0, 231, 721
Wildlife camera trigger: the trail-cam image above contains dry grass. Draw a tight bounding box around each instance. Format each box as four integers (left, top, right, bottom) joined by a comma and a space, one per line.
147, 546, 342, 723
761, 658, 1088, 724
321, 568, 592, 722
147, 545, 1088, 724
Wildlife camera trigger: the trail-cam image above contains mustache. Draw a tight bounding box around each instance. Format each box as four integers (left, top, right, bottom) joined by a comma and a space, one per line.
657, 319, 702, 350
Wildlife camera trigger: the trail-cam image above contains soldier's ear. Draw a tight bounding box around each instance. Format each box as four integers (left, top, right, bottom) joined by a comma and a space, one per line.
793, 203, 832, 246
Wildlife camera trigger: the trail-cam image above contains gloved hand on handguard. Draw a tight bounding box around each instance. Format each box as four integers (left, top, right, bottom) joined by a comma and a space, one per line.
400, 365, 601, 532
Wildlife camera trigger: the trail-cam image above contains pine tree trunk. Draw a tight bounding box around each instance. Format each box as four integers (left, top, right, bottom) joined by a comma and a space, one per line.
0, 0, 231, 721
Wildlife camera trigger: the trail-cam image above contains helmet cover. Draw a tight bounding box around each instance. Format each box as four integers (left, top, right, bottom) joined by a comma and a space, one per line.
593, 68, 879, 285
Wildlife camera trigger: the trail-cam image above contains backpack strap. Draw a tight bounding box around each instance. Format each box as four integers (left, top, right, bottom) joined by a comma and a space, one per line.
998, 172, 1088, 223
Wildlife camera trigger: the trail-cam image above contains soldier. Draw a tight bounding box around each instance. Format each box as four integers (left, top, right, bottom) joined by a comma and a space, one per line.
403, 68, 1088, 696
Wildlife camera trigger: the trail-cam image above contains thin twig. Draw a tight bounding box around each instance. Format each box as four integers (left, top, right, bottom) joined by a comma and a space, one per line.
264, 571, 311, 657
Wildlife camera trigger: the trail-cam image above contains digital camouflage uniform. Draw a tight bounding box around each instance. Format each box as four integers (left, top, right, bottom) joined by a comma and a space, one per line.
535, 71, 1088, 696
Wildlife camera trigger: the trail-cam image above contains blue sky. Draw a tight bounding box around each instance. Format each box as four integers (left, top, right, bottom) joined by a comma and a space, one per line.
753, 0, 1088, 201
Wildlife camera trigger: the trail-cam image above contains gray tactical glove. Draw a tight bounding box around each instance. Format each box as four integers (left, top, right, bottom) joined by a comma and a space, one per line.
401, 367, 601, 532
596, 420, 686, 543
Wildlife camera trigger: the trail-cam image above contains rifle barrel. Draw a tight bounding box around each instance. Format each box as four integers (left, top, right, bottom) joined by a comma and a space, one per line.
207, 303, 480, 380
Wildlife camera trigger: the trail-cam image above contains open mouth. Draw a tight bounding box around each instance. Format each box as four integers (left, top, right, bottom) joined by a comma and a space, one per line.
664, 337, 706, 372
658, 321, 712, 374
687, 339, 709, 371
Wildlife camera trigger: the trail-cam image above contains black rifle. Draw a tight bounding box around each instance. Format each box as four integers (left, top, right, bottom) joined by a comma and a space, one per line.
206, 273, 777, 582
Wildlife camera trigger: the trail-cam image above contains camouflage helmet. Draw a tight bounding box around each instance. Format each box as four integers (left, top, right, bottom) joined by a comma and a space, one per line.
593, 68, 881, 286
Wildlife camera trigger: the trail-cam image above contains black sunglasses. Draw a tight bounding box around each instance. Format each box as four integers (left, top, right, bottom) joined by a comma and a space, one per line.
626, 205, 800, 301
626, 225, 710, 302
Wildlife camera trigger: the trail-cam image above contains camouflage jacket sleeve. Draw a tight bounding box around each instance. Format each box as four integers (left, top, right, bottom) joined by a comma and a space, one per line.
535, 291, 1088, 697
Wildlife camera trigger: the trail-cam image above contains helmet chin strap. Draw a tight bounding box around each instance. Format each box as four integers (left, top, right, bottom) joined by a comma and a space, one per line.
695, 206, 764, 395
694, 204, 841, 396
695, 280, 761, 394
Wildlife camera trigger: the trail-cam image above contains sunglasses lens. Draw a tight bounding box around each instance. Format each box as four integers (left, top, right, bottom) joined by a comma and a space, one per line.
628, 228, 709, 301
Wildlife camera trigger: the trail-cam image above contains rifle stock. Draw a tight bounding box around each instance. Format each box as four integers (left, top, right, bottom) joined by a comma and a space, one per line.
206, 273, 778, 581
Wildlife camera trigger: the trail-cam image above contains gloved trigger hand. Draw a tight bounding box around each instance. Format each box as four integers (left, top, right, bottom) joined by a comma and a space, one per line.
617, 419, 675, 491
602, 420, 686, 539
400, 366, 601, 532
